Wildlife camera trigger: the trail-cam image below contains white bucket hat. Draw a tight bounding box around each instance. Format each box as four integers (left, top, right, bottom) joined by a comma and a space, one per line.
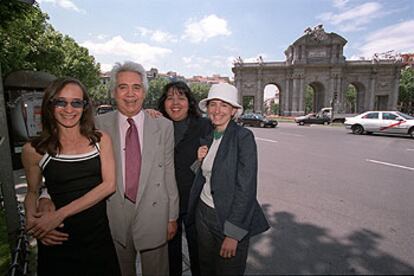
199, 83, 243, 118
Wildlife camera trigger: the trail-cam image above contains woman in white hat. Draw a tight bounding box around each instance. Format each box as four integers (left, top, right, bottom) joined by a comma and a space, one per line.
186, 83, 269, 275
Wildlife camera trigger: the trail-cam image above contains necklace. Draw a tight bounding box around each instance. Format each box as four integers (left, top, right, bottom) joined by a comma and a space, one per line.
213, 130, 224, 140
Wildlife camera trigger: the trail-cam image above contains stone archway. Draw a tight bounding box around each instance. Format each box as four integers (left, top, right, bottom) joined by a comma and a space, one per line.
348, 81, 366, 113
233, 26, 401, 116
307, 81, 326, 112
263, 83, 281, 115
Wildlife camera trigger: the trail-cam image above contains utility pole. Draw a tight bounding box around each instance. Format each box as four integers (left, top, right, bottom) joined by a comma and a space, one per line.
0, 64, 20, 251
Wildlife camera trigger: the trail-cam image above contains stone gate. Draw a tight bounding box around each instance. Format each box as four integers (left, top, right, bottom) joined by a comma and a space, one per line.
232, 26, 402, 116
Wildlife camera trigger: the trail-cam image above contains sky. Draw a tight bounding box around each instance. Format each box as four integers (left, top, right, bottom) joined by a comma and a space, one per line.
36, 0, 414, 81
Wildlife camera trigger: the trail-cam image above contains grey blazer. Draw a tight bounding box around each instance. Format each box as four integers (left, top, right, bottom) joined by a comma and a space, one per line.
187, 120, 269, 240
96, 111, 179, 250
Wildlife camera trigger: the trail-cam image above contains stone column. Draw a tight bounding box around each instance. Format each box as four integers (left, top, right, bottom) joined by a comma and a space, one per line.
234, 68, 242, 108
283, 74, 291, 115
301, 45, 306, 63
291, 69, 304, 116
298, 75, 305, 114
337, 76, 344, 113
368, 70, 377, 111
256, 67, 263, 113
389, 67, 401, 110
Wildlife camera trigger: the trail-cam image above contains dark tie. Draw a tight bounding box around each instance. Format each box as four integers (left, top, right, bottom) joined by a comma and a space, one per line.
125, 118, 141, 203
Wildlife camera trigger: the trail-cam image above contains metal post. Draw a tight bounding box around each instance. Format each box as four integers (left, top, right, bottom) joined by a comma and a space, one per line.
0, 64, 20, 251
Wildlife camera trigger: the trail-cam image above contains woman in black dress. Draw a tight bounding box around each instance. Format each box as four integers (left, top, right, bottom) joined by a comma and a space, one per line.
22, 77, 121, 275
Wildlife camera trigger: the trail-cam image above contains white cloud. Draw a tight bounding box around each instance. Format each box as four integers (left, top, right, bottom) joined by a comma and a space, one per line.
81, 36, 172, 68
318, 2, 382, 32
357, 20, 414, 58
182, 14, 231, 43
96, 34, 108, 40
332, 0, 349, 9
151, 30, 178, 43
38, 0, 85, 13
181, 55, 233, 76
136, 27, 151, 37
135, 27, 177, 43
99, 63, 113, 73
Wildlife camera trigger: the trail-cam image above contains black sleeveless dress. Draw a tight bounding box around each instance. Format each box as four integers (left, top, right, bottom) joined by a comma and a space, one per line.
37, 145, 121, 276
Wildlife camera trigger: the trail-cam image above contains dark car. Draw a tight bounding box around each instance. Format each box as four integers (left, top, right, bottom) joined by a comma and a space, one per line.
238, 113, 278, 128
295, 113, 331, 125
96, 104, 115, 115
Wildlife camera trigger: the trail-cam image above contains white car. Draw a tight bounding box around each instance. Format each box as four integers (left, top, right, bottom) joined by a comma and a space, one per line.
344, 111, 414, 138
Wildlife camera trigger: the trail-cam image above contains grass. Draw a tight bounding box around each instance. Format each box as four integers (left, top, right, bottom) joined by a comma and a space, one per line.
0, 209, 11, 275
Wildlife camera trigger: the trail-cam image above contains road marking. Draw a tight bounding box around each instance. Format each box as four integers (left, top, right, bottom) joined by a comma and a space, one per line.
366, 159, 414, 171
256, 137, 278, 143
407, 149, 414, 151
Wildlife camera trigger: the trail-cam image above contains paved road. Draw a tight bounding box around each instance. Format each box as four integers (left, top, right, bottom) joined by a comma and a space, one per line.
246, 122, 414, 275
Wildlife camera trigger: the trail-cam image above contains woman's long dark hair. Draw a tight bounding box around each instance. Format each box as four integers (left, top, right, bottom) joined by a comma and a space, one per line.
157, 81, 201, 120
31, 77, 101, 156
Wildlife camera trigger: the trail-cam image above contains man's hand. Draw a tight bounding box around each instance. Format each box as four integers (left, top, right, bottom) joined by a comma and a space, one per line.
167, 221, 178, 241
39, 229, 69, 246
38, 198, 56, 212
27, 210, 65, 239
220, 237, 238, 258
145, 109, 162, 119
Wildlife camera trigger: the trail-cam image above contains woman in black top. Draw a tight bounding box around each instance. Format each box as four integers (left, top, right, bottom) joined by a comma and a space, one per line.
22, 77, 120, 275
158, 81, 212, 276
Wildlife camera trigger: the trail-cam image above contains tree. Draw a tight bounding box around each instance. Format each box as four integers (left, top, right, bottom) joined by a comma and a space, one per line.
345, 85, 357, 113
189, 82, 210, 103
0, 1, 50, 76
270, 102, 279, 115
89, 83, 111, 105
243, 96, 254, 113
144, 77, 170, 109
0, 1, 100, 89
59, 36, 101, 89
399, 68, 414, 114
305, 85, 314, 113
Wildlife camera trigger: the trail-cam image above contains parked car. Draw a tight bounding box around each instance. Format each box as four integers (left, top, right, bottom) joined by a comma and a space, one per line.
96, 104, 115, 115
344, 111, 414, 138
238, 113, 278, 128
295, 113, 331, 125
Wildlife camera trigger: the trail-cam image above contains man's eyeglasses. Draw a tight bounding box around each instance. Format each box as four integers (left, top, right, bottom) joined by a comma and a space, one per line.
50, 99, 88, 109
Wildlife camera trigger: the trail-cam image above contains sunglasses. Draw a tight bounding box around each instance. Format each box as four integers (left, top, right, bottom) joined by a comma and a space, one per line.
50, 99, 88, 109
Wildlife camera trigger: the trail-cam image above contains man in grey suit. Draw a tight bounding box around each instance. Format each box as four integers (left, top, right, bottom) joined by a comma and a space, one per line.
96, 61, 179, 276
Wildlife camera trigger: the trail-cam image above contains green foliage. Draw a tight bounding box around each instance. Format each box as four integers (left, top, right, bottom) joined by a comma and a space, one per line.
0, 1, 100, 89
270, 102, 279, 114
399, 68, 414, 114
345, 85, 357, 113
243, 96, 254, 113
189, 82, 210, 103
0, 1, 49, 76
89, 83, 111, 105
305, 85, 314, 113
144, 77, 170, 109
